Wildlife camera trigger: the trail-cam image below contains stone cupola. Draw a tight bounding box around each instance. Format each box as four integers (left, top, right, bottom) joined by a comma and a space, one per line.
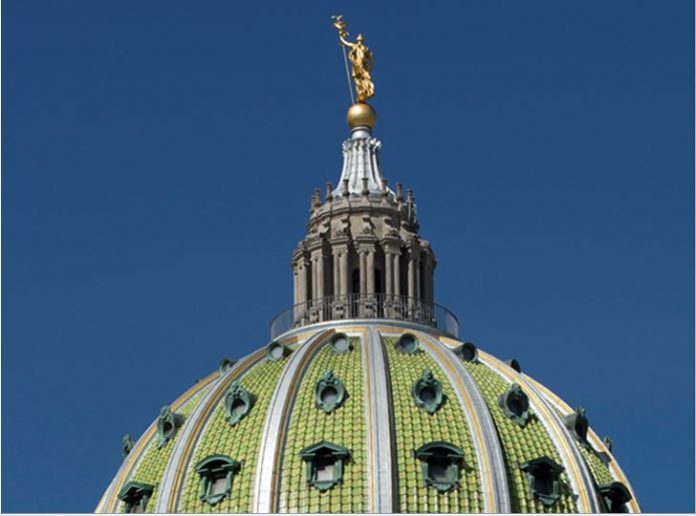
291, 104, 436, 324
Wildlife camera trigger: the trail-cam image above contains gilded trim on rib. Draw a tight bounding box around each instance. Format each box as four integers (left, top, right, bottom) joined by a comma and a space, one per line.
96, 370, 218, 513
252, 329, 333, 512
525, 374, 641, 513
417, 331, 510, 513
479, 351, 602, 513
156, 349, 264, 512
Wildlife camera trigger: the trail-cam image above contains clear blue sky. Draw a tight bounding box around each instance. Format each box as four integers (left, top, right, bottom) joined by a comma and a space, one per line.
3, 1, 693, 512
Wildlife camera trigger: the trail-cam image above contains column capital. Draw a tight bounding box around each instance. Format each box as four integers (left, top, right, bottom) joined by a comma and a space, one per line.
329, 235, 350, 247
356, 242, 376, 255
406, 238, 421, 259
308, 241, 327, 259
330, 242, 350, 256
381, 238, 402, 255
294, 254, 310, 268
292, 242, 307, 261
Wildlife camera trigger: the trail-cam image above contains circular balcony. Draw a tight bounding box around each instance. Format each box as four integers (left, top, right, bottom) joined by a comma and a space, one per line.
270, 293, 459, 339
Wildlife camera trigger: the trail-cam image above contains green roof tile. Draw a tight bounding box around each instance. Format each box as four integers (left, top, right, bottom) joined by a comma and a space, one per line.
179, 357, 288, 513
464, 362, 578, 513
123, 382, 213, 513
382, 336, 482, 513
278, 337, 366, 513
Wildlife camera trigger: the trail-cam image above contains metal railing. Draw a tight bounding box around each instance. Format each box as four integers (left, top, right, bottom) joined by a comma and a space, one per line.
270, 293, 459, 339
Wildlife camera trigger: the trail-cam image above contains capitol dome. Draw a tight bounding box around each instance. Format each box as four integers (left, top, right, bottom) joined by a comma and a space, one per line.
96, 29, 639, 514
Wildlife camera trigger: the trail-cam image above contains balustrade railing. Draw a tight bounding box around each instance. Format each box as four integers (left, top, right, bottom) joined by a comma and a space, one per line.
270, 293, 459, 339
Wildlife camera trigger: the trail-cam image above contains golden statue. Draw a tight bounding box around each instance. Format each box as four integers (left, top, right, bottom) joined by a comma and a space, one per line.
332, 15, 375, 103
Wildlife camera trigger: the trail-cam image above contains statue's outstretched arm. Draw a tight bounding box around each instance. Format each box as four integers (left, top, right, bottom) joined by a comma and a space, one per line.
338, 33, 354, 49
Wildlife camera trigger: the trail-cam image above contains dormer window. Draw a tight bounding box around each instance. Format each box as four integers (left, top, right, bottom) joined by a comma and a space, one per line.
599, 482, 632, 513
455, 341, 478, 362
519, 456, 565, 506
563, 407, 589, 445
300, 441, 350, 491
414, 442, 465, 493
117, 481, 154, 513
122, 434, 135, 458
330, 333, 352, 353
195, 455, 241, 506
498, 383, 531, 427
395, 333, 419, 354
412, 368, 444, 414
219, 357, 237, 375
224, 381, 254, 426
602, 436, 613, 452
156, 406, 184, 449
315, 370, 346, 414
266, 340, 289, 361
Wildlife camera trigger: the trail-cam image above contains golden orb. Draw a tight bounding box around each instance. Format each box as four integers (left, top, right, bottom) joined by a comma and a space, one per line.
347, 102, 376, 129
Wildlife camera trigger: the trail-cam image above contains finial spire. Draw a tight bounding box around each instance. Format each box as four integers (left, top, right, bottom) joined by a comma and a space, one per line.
329, 16, 388, 198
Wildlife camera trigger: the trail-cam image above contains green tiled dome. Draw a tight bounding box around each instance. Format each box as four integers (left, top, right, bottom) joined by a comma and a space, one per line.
97, 29, 640, 511
96, 324, 640, 513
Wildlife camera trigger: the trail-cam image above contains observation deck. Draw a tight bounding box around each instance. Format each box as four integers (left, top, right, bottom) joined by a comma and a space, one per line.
270, 293, 459, 339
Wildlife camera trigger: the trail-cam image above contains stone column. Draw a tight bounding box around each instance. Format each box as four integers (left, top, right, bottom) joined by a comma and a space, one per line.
415, 257, 422, 300
310, 257, 317, 300
339, 252, 347, 296
296, 256, 310, 328
332, 251, 340, 298
359, 249, 367, 295
316, 252, 325, 299
394, 252, 401, 297
366, 250, 375, 296
339, 250, 349, 296
292, 263, 298, 305
331, 243, 349, 299
299, 260, 308, 303
385, 252, 393, 296
407, 254, 416, 300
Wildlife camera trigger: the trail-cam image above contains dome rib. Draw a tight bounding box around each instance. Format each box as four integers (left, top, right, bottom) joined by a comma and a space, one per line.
380, 330, 483, 512
464, 357, 578, 511
252, 329, 333, 512
478, 351, 603, 513
110, 376, 217, 513
156, 348, 265, 512
363, 327, 395, 512
178, 346, 291, 511
526, 375, 641, 513
96, 370, 218, 513
417, 332, 511, 512
278, 332, 368, 512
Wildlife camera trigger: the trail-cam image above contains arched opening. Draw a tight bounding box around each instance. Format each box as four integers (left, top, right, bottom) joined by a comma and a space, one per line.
351, 269, 360, 317
419, 259, 425, 301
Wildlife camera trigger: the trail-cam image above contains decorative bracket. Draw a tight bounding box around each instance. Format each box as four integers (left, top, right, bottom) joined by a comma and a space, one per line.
224, 381, 255, 426
498, 383, 531, 427
156, 405, 185, 449
315, 370, 346, 414
412, 368, 444, 414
